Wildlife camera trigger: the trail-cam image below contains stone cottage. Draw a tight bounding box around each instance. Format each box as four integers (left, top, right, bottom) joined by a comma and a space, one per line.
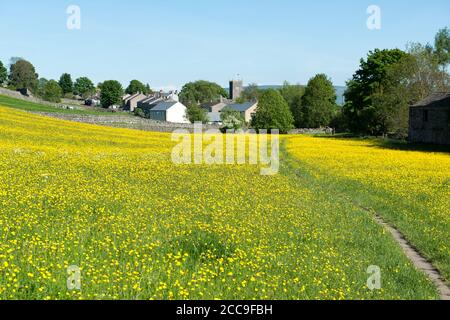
409, 92, 450, 145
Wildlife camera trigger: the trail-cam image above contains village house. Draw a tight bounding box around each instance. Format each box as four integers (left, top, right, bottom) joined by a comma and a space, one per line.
120, 90, 187, 122
137, 91, 179, 112
409, 92, 450, 145
123, 92, 147, 112
226, 101, 258, 123
201, 100, 258, 124
148, 101, 189, 123
200, 81, 253, 124
201, 97, 232, 123
137, 96, 164, 112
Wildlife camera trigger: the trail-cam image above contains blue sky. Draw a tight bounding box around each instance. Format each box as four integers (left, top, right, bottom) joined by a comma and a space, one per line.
0, 0, 449, 89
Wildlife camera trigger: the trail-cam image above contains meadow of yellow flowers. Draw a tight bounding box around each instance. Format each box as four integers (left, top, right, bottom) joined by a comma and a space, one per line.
0, 105, 445, 300
286, 136, 450, 283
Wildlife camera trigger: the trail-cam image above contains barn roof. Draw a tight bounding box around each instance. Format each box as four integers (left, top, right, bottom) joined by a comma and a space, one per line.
412, 92, 450, 108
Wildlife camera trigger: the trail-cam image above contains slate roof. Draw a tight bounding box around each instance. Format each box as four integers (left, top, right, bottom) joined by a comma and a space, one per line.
412, 92, 450, 108
226, 102, 257, 112
150, 101, 178, 111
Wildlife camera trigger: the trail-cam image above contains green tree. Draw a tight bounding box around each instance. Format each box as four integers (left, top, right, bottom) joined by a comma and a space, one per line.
371, 43, 449, 137
134, 107, 146, 118
8, 59, 38, 91
74, 77, 95, 98
36, 78, 49, 98
238, 83, 261, 102
179, 80, 228, 107
251, 89, 294, 134
186, 104, 209, 123
279, 81, 304, 106
220, 107, 245, 131
125, 80, 149, 95
100, 80, 124, 108
434, 27, 450, 70
278, 81, 305, 127
43, 80, 63, 103
298, 74, 337, 128
59, 73, 73, 95
343, 49, 408, 134
0, 60, 7, 86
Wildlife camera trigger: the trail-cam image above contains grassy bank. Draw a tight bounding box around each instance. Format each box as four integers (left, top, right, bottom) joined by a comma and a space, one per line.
0, 94, 125, 116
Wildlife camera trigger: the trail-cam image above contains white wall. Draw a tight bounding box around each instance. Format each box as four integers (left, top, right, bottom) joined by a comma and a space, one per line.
166, 102, 189, 123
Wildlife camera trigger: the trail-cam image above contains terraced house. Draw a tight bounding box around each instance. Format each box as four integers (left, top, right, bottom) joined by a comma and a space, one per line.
121, 91, 188, 123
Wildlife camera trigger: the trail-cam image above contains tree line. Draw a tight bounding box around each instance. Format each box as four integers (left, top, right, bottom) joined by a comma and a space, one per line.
0, 58, 151, 107
178, 75, 338, 134
1, 27, 448, 136
178, 27, 450, 136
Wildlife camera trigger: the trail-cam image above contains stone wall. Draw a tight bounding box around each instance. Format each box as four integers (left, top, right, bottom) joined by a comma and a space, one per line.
32, 112, 221, 133
31, 111, 337, 135
288, 128, 335, 135
409, 106, 450, 145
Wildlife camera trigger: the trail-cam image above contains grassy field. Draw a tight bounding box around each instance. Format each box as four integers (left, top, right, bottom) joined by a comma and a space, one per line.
0, 105, 445, 300
286, 136, 450, 281
0, 94, 125, 116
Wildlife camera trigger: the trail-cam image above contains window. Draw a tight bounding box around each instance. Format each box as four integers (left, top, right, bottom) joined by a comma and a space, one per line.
423, 110, 429, 122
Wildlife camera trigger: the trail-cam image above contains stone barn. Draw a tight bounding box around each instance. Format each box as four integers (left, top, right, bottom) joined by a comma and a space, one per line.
409, 92, 450, 145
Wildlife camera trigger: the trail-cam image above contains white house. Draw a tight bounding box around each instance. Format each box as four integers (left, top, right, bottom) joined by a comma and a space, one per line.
148, 101, 189, 123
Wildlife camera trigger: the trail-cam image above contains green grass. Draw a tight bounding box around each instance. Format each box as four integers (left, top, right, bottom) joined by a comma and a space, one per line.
0, 94, 126, 116
285, 135, 450, 283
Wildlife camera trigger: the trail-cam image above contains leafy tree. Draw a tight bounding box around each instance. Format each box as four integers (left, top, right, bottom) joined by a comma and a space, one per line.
279, 81, 304, 106
59, 73, 74, 95
43, 80, 63, 103
186, 104, 209, 123
220, 107, 245, 131
238, 83, 261, 102
298, 74, 337, 128
36, 78, 49, 97
343, 49, 408, 134
8, 59, 38, 91
251, 89, 294, 134
179, 80, 228, 107
100, 80, 124, 108
126, 80, 149, 95
434, 27, 450, 70
9, 57, 23, 65
0, 60, 7, 86
278, 81, 305, 127
74, 77, 95, 98
371, 43, 449, 137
